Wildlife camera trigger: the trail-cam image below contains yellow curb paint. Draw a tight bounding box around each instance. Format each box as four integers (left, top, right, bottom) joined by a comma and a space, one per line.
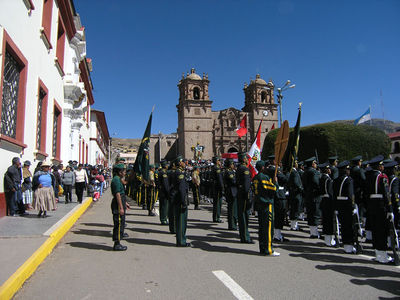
0, 198, 93, 300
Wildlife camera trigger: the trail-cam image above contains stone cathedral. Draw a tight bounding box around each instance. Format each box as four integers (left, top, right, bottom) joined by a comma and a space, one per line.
149, 68, 278, 163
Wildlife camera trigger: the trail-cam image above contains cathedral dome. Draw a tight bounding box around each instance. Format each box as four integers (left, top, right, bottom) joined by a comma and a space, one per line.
254, 74, 267, 85
187, 68, 202, 80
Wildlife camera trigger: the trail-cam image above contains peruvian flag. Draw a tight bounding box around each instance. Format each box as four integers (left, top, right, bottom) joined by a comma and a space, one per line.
271, 123, 275, 130
247, 121, 262, 178
236, 114, 247, 137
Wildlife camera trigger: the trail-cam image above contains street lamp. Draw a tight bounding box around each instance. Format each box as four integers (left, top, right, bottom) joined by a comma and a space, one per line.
263, 80, 295, 127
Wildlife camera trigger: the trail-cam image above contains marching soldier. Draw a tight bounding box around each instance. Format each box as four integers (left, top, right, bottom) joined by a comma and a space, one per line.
329, 156, 339, 180
319, 163, 335, 247
274, 165, 289, 242
384, 161, 399, 229
211, 156, 224, 223
303, 157, 322, 238
111, 164, 130, 251
364, 155, 394, 263
172, 155, 191, 247
224, 159, 238, 230
288, 160, 304, 231
236, 152, 253, 243
351, 156, 366, 224
158, 160, 170, 225
333, 161, 356, 253
146, 165, 156, 216
253, 160, 279, 256
192, 166, 201, 210
168, 161, 177, 234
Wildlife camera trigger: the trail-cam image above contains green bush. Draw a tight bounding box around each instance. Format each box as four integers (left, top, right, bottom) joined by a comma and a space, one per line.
262, 122, 391, 163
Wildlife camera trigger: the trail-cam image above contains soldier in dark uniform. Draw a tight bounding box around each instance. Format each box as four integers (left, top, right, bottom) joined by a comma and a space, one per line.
303, 157, 322, 238
350, 156, 366, 226
168, 161, 177, 234
253, 160, 279, 256
329, 156, 339, 180
364, 155, 394, 263
111, 164, 130, 251
211, 156, 224, 223
297, 161, 306, 220
288, 160, 304, 231
192, 166, 201, 210
224, 159, 238, 230
273, 165, 289, 242
333, 161, 357, 253
236, 152, 253, 243
384, 161, 399, 229
172, 155, 191, 247
319, 163, 335, 246
158, 160, 170, 225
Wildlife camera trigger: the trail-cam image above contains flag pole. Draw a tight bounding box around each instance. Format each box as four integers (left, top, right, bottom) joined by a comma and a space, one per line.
246, 113, 249, 152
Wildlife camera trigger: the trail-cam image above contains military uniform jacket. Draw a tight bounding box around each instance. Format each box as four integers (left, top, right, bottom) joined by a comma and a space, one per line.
172, 168, 188, 208
319, 173, 333, 198
388, 174, 399, 207
158, 168, 170, 199
252, 172, 276, 206
224, 169, 237, 198
333, 175, 354, 208
364, 169, 392, 212
236, 163, 251, 194
276, 171, 288, 200
111, 175, 126, 212
303, 167, 320, 198
288, 168, 303, 195
351, 166, 366, 196
330, 166, 339, 180
211, 165, 224, 192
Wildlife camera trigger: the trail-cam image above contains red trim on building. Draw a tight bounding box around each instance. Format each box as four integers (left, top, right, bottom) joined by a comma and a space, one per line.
0, 193, 5, 217
0, 30, 28, 149
36, 79, 49, 155
79, 60, 94, 105
57, 0, 77, 41
53, 100, 62, 161
56, 14, 66, 72
41, 0, 53, 46
86, 144, 88, 164
91, 110, 110, 144
388, 132, 400, 139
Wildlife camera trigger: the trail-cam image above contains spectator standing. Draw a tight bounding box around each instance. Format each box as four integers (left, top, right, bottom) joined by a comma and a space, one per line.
95, 172, 105, 196
62, 165, 75, 203
22, 160, 33, 210
32, 162, 56, 217
52, 165, 62, 203
4, 157, 25, 216
75, 164, 88, 203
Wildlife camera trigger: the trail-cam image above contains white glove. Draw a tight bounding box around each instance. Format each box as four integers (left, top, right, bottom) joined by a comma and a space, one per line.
387, 212, 394, 221
334, 210, 338, 215
398, 206, 400, 214
352, 208, 357, 215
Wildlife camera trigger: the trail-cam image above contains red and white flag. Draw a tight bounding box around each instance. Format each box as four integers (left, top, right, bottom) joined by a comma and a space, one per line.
247, 121, 262, 178
271, 123, 275, 130
236, 114, 247, 137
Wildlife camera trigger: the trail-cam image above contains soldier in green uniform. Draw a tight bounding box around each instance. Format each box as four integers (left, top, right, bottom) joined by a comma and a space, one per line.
168, 161, 177, 234
211, 156, 224, 223
253, 160, 279, 256
192, 166, 201, 210
111, 164, 130, 251
172, 155, 191, 247
236, 152, 253, 243
158, 160, 170, 225
224, 159, 238, 230
288, 160, 304, 231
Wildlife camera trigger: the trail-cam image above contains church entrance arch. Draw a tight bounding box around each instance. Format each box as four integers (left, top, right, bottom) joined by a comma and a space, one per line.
228, 147, 238, 153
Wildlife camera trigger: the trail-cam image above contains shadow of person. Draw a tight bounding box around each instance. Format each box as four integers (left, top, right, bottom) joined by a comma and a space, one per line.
190, 240, 258, 256
316, 264, 400, 278
131, 227, 170, 235
81, 222, 113, 228
125, 237, 176, 247
351, 278, 400, 296
289, 252, 374, 265
71, 228, 111, 238
187, 234, 244, 245
67, 241, 113, 251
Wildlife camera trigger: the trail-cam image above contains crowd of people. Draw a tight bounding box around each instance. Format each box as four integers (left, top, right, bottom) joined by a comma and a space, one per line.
111, 153, 399, 265
4, 157, 110, 218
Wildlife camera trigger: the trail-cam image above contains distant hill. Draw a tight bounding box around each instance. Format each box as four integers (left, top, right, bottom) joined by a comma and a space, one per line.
112, 137, 141, 150
331, 119, 400, 133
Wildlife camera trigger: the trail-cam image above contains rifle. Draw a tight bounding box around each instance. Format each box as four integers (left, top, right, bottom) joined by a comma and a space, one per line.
388, 218, 400, 265
333, 212, 340, 247
352, 207, 363, 254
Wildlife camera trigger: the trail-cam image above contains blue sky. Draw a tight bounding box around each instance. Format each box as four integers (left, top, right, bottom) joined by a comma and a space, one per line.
74, 0, 400, 139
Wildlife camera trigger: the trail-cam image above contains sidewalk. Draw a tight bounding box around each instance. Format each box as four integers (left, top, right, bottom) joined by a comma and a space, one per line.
0, 190, 98, 299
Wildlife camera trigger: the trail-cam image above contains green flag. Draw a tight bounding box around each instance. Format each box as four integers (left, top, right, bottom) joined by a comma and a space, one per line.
283, 103, 302, 173
134, 111, 152, 181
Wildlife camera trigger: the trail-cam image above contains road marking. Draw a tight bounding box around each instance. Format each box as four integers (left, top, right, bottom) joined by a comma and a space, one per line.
212, 270, 254, 300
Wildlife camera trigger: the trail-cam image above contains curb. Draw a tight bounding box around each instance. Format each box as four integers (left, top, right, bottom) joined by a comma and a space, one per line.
0, 197, 93, 300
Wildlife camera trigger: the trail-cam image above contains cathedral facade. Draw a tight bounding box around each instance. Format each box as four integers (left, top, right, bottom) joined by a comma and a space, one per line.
149, 68, 278, 163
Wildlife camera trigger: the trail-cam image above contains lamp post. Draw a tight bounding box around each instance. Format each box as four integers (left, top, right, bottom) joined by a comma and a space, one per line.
276, 80, 295, 127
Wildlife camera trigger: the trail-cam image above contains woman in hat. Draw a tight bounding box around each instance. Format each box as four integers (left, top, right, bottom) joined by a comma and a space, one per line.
32, 161, 57, 217
22, 160, 33, 210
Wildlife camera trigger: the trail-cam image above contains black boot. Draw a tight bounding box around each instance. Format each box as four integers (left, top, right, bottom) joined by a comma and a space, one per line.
37, 210, 42, 217
113, 242, 127, 251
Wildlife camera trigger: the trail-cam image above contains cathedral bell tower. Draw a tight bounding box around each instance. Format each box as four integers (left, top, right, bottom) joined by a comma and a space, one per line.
177, 68, 213, 159
242, 74, 278, 144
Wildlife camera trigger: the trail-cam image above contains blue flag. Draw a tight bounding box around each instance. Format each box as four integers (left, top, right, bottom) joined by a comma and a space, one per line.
354, 107, 371, 125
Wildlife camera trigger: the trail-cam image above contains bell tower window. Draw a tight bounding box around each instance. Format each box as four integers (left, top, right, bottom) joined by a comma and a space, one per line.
193, 87, 200, 100
261, 91, 267, 103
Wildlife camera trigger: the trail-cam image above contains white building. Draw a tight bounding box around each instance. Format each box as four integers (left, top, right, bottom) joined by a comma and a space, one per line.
0, 0, 108, 216
89, 110, 110, 166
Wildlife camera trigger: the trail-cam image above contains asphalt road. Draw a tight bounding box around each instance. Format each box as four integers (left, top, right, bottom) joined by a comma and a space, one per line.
15, 190, 400, 300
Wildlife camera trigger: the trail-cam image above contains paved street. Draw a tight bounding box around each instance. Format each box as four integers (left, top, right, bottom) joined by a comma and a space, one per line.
15, 190, 400, 300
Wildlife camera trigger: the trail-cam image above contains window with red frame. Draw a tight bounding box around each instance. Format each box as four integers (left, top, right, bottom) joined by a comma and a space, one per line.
41, 0, 53, 47
52, 104, 62, 159
36, 81, 48, 152
56, 15, 65, 71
